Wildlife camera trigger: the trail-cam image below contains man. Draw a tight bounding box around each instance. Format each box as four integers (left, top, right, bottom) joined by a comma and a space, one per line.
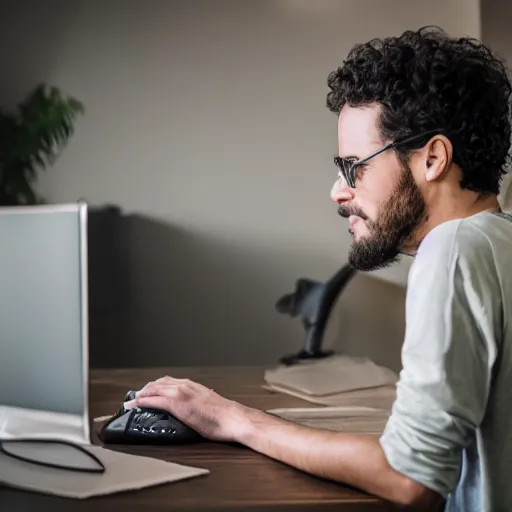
126, 27, 512, 510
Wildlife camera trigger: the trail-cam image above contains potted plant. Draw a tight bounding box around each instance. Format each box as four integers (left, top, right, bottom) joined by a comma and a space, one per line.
0, 84, 84, 206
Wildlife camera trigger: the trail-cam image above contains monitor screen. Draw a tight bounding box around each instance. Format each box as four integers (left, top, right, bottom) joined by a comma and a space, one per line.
0, 203, 88, 421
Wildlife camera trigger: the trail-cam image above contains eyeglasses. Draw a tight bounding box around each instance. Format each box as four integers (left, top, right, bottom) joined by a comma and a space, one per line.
334, 129, 444, 188
0, 439, 105, 473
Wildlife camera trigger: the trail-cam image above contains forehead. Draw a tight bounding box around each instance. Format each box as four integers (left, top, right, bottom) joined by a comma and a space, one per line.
337, 104, 382, 157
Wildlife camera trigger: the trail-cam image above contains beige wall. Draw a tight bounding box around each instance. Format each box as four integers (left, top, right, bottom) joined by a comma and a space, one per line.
482, 0, 512, 210
482, 0, 512, 61
0, 0, 480, 370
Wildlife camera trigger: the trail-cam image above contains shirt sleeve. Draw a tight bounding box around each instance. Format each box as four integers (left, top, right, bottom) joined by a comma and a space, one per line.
379, 220, 502, 498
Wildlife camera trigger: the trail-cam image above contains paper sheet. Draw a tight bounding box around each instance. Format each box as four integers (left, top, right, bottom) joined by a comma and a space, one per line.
266, 405, 390, 435
264, 355, 398, 396
263, 382, 397, 409
0, 443, 209, 499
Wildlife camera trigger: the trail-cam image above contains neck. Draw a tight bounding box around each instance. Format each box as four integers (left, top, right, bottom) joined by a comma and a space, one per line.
402, 192, 500, 256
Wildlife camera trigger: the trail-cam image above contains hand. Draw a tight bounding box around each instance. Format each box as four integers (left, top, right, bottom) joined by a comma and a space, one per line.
124, 376, 249, 443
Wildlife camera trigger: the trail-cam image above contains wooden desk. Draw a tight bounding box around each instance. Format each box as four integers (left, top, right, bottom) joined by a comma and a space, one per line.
1, 366, 399, 511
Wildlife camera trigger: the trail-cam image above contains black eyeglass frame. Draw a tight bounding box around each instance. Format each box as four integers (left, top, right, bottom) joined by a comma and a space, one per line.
0, 439, 106, 474
334, 129, 444, 188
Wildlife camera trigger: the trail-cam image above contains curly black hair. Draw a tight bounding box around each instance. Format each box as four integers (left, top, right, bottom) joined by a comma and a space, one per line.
326, 26, 512, 195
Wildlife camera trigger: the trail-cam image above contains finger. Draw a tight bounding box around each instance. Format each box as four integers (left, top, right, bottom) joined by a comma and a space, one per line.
135, 378, 173, 396
125, 396, 170, 411
137, 383, 178, 399
154, 376, 192, 387
135, 382, 162, 397
135, 383, 152, 398
135, 380, 155, 397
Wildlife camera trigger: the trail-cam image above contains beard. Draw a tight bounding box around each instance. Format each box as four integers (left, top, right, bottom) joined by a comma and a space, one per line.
338, 163, 427, 272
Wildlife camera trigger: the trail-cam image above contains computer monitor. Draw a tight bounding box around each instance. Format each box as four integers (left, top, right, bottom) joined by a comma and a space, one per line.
0, 201, 90, 444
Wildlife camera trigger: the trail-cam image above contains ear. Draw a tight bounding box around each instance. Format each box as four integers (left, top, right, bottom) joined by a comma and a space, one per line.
424, 135, 453, 182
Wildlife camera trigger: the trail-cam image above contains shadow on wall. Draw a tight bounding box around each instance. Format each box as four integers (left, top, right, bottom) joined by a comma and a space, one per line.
88, 206, 304, 368
87, 207, 406, 372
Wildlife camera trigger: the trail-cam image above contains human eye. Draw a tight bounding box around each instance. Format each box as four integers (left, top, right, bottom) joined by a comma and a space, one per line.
353, 163, 368, 182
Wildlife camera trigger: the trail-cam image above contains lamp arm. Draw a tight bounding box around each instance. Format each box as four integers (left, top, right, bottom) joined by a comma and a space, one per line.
303, 263, 357, 354
279, 263, 357, 365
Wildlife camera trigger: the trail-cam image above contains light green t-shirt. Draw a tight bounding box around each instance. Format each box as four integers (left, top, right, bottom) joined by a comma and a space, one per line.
380, 210, 512, 512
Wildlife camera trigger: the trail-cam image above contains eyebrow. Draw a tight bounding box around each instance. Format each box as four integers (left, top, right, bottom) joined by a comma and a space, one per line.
339, 137, 385, 161
338, 154, 361, 161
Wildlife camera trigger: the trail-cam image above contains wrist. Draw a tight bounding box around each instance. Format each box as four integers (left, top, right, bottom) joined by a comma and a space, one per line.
228, 401, 267, 446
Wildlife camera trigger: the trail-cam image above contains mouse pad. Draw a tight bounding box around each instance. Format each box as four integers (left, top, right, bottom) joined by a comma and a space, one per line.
0, 443, 209, 499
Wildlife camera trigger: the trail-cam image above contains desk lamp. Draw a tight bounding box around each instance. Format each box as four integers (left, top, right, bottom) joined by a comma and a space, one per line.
275, 263, 357, 365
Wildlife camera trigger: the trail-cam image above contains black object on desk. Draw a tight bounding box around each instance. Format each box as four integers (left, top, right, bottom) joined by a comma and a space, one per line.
275, 263, 357, 365
98, 391, 204, 445
0, 440, 105, 473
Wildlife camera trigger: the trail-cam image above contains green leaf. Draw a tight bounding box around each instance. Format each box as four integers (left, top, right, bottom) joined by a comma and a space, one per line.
0, 83, 84, 205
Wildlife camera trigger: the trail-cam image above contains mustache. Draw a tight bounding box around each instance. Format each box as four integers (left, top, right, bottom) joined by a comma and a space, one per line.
337, 205, 368, 221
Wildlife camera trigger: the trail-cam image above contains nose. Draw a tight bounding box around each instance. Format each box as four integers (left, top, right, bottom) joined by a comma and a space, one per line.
330, 175, 354, 204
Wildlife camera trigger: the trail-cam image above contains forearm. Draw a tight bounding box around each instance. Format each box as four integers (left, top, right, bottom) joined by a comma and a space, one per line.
234, 405, 441, 509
